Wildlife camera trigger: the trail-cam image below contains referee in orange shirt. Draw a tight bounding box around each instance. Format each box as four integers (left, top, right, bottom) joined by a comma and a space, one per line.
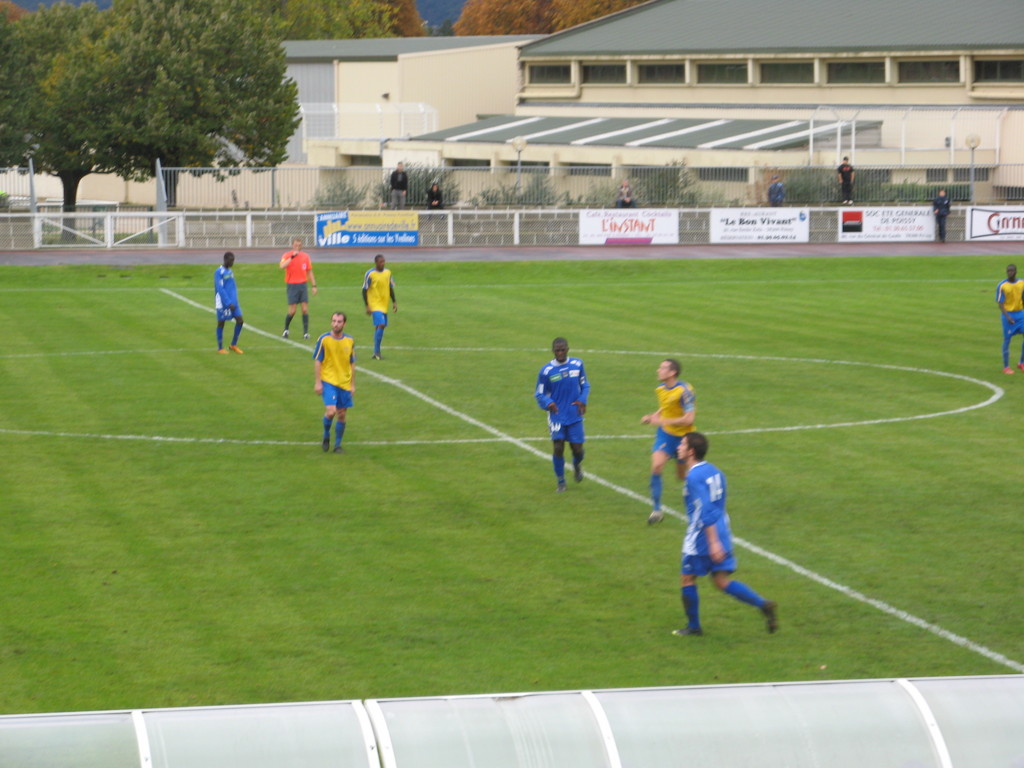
279, 238, 318, 339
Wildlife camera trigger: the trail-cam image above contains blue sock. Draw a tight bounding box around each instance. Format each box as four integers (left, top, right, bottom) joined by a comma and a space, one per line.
725, 580, 766, 608
216, 326, 224, 348
682, 585, 700, 629
322, 417, 332, 440
374, 327, 384, 355
552, 454, 565, 481
335, 420, 346, 447
650, 474, 663, 510
231, 324, 242, 345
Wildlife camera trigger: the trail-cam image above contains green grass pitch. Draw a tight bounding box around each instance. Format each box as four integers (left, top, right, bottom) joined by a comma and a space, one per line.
0, 253, 1021, 715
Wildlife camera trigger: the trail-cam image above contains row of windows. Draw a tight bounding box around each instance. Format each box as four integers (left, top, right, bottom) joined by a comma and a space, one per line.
529, 59, 1024, 86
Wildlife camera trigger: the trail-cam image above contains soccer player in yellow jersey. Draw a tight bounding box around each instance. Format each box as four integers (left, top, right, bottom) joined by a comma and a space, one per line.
362, 254, 398, 360
641, 359, 696, 525
997, 264, 1024, 374
313, 312, 356, 453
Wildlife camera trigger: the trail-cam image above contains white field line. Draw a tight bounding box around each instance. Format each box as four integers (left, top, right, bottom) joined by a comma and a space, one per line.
5, 287, 1020, 672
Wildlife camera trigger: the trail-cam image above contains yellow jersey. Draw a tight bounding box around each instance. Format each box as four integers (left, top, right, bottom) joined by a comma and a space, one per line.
362, 267, 394, 313
997, 279, 1024, 312
314, 332, 356, 389
656, 381, 696, 437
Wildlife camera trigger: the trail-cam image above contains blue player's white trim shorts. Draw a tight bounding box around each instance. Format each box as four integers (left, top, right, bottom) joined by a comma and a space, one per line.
682, 553, 737, 577
652, 427, 684, 458
371, 310, 389, 327
548, 416, 585, 443
322, 382, 354, 409
1002, 310, 1024, 338
216, 305, 242, 322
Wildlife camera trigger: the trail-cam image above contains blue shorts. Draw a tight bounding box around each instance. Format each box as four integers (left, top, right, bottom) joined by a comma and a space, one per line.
371, 310, 389, 327
1002, 311, 1024, 338
216, 305, 242, 322
652, 428, 684, 459
548, 417, 584, 444
322, 382, 354, 410
682, 553, 737, 577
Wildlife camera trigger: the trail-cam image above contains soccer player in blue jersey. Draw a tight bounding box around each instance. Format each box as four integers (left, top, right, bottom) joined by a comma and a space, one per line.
996, 264, 1024, 374
362, 254, 398, 360
313, 312, 356, 453
672, 432, 777, 637
535, 337, 590, 492
642, 359, 695, 524
214, 252, 244, 354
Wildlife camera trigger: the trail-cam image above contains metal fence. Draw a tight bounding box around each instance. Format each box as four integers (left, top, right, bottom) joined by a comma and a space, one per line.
4, 163, 1023, 214
0, 207, 980, 250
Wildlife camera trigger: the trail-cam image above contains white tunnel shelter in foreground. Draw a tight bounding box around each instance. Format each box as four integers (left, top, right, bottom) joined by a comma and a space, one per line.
1, 675, 1022, 768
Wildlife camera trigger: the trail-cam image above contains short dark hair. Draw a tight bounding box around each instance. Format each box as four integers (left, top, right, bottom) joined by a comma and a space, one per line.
223, 251, 235, 264
333, 311, 347, 323
663, 358, 681, 376
552, 337, 568, 349
684, 431, 708, 460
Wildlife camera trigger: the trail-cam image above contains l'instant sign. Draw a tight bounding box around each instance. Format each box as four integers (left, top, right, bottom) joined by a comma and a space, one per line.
579, 209, 679, 245
315, 211, 419, 247
709, 208, 810, 243
837, 207, 933, 242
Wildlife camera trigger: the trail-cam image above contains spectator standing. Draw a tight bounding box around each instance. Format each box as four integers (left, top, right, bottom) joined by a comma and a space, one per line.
837, 157, 855, 204
389, 162, 408, 209
768, 175, 785, 206
933, 188, 951, 243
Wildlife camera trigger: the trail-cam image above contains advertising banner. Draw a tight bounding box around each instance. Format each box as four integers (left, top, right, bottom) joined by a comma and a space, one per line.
836, 207, 934, 242
579, 209, 679, 245
315, 211, 419, 247
709, 208, 810, 243
967, 207, 1024, 241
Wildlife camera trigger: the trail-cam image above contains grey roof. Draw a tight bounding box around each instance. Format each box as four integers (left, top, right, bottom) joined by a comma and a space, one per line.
521, 0, 1024, 57
285, 36, 541, 62
411, 115, 879, 150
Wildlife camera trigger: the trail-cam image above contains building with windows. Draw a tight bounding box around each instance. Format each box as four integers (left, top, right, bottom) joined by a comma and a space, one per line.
363, 0, 1024, 203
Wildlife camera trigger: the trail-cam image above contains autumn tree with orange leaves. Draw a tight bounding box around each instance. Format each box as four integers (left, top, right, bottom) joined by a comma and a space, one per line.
455, 0, 645, 34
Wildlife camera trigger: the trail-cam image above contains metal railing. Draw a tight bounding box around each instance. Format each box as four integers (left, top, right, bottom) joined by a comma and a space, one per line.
0, 206, 990, 251
4, 163, 1022, 215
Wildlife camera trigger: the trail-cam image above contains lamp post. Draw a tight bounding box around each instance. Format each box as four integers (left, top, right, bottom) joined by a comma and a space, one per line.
965, 134, 980, 204
511, 135, 527, 194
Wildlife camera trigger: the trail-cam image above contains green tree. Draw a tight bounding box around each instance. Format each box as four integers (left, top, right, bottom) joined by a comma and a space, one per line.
105, 0, 300, 207
0, 15, 31, 166
268, 0, 397, 40
12, 0, 300, 210
12, 4, 120, 210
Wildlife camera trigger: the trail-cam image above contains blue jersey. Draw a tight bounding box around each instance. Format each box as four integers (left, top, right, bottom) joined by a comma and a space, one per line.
214, 265, 239, 310
535, 356, 589, 426
682, 461, 733, 558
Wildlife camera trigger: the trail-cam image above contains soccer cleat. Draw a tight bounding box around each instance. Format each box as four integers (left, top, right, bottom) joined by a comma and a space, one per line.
647, 509, 664, 525
322, 437, 330, 452
761, 601, 779, 634
372, 353, 381, 360
303, 333, 310, 340
1018, 363, 1024, 372
1004, 367, 1014, 375
229, 345, 244, 354
333, 445, 344, 454
556, 480, 567, 493
672, 627, 703, 637
282, 329, 289, 338
217, 348, 228, 354
573, 464, 584, 483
